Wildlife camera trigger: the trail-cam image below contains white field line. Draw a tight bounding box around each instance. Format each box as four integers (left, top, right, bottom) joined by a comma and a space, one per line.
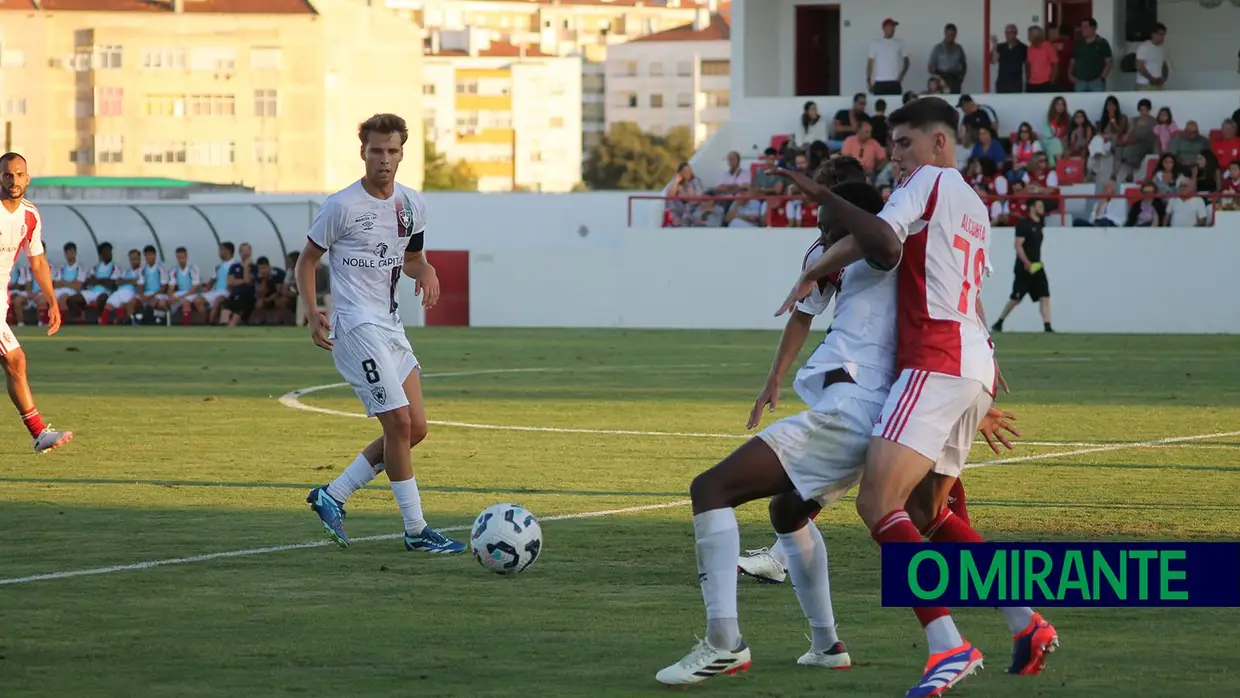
0, 499, 691, 587
278, 368, 1240, 450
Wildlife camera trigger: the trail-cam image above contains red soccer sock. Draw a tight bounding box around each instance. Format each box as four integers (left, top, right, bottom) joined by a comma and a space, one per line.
947, 479, 969, 525
20, 409, 46, 438
872, 509, 952, 627
924, 508, 986, 543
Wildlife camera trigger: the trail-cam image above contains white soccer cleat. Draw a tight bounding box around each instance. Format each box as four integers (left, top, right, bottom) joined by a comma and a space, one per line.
655, 637, 752, 685
797, 641, 853, 669
33, 427, 74, 454
737, 547, 787, 584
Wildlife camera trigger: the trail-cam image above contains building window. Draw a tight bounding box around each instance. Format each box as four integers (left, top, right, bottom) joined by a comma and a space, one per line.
702, 90, 730, 108
253, 89, 278, 118
0, 49, 26, 69
254, 139, 279, 165
70, 148, 93, 164
142, 94, 186, 117
189, 47, 237, 71
142, 141, 187, 164
455, 112, 479, 133
649, 93, 664, 108
700, 60, 730, 77
677, 92, 693, 108
188, 94, 235, 117
188, 142, 236, 166
423, 84, 436, 96
1, 99, 26, 117
648, 61, 664, 77
549, 116, 564, 128
141, 47, 186, 70
250, 48, 282, 71
676, 60, 692, 77
616, 60, 637, 77
95, 45, 123, 70
455, 80, 479, 94
94, 134, 124, 164
95, 87, 124, 117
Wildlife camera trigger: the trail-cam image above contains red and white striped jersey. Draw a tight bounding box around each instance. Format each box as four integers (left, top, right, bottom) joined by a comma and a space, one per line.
0, 199, 44, 296
877, 165, 995, 389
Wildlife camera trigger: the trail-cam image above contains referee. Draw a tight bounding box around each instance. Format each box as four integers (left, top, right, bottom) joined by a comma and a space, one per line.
992, 198, 1054, 333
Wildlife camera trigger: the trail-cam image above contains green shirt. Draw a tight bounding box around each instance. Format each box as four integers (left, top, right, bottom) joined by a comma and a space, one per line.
1073, 37, 1112, 81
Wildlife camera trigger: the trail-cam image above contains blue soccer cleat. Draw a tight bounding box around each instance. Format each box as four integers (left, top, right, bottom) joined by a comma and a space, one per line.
307, 486, 350, 547
906, 641, 983, 697
404, 525, 466, 554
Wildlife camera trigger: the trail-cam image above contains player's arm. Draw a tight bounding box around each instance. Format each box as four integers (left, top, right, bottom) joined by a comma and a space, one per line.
24, 213, 61, 333
401, 220, 440, 309
1013, 230, 1032, 269
771, 166, 904, 269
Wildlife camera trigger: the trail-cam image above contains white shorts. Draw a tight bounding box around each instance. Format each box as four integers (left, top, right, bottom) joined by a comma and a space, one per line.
106, 288, 138, 307
0, 316, 18, 356
55, 287, 81, 299
873, 369, 993, 478
757, 381, 886, 506
83, 289, 109, 305
201, 289, 229, 304
169, 293, 198, 308
331, 323, 419, 417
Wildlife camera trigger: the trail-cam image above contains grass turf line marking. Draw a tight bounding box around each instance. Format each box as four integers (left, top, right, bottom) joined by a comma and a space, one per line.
0, 499, 690, 587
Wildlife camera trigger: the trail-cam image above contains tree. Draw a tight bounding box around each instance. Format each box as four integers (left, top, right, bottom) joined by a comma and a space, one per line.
582, 123, 695, 191
423, 140, 478, 191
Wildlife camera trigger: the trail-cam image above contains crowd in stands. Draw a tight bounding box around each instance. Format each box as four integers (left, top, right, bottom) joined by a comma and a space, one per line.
6, 240, 331, 328
663, 16, 1240, 229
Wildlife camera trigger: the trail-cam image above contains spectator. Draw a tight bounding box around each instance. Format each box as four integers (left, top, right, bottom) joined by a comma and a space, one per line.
1153, 107, 1179, 154
1193, 150, 1221, 200
1042, 96, 1070, 163
724, 187, 766, 228
1152, 153, 1181, 194
134, 245, 166, 324
1026, 26, 1059, 92
225, 242, 257, 327
83, 241, 118, 315
1007, 178, 1030, 222
1169, 121, 1211, 170
1086, 95, 1124, 181
991, 24, 1027, 93
103, 249, 142, 326
928, 23, 968, 94
971, 127, 1007, 169
1048, 23, 1075, 88
165, 246, 203, 326
1220, 160, 1240, 211
870, 98, 890, 147
712, 151, 751, 196
1079, 179, 1125, 227
252, 256, 289, 325
901, 90, 918, 105
867, 17, 908, 95
1134, 23, 1169, 90
1011, 122, 1043, 174
806, 141, 830, 176
1165, 177, 1208, 227
1113, 98, 1158, 182
667, 162, 707, 227
53, 241, 85, 323
841, 121, 887, 177
793, 101, 828, 147
1023, 151, 1059, 196
1125, 181, 1166, 227
752, 148, 784, 195
202, 241, 237, 325
923, 76, 950, 95
284, 250, 331, 327
793, 151, 809, 173
956, 129, 976, 170
830, 93, 869, 145
1212, 120, 1240, 171
957, 95, 997, 141
1069, 18, 1112, 92
1066, 109, 1095, 159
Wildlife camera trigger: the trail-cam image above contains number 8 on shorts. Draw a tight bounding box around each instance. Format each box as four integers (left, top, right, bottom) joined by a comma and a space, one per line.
331, 324, 420, 417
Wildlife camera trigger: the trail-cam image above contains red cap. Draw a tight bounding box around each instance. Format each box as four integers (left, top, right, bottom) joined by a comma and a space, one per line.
882, 18, 899, 27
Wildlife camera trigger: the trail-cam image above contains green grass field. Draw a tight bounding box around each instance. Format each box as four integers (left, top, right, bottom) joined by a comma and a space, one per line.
2, 327, 1239, 697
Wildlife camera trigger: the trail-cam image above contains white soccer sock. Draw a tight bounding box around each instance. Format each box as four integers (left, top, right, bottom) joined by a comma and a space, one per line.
325, 454, 383, 503
694, 508, 742, 651
390, 477, 427, 535
925, 617, 964, 654
778, 524, 839, 651
767, 535, 790, 570
1000, 607, 1036, 635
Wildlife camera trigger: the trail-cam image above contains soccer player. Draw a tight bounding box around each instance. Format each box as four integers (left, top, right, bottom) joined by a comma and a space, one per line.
778, 97, 1057, 696
82, 242, 118, 320
299, 113, 464, 554
103, 249, 142, 325
991, 197, 1053, 333
0, 152, 73, 452
164, 247, 202, 325
135, 245, 168, 324
50, 242, 86, 324
201, 242, 238, 325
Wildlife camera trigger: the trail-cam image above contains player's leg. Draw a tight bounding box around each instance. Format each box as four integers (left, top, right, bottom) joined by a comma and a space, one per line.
1032, 272, 1053, 332
992, 274, 1028, 332
306, 435, 385, 547
393, 355, 464, 554
0, 329, 73, 453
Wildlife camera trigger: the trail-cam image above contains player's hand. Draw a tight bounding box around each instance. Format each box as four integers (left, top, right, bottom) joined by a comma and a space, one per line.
747, 380, 780, 430
415, 269, 441, 309
775, 275, 814, 316
45, 304, 61, 336
308, 310, 332, 351
1023, 260, 1033, 273
977, 407, 1019, 453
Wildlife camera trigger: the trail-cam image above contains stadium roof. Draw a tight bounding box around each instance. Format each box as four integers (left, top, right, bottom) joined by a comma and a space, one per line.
31, 176, 202, 188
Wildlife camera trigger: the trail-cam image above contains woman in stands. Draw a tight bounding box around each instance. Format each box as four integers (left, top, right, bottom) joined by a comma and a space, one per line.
1066, 110, 1094, 160
1011, 122, 1043, 177
1154, 107, 1179, 154
1042, 96, 1070, 165
1114, 99, 1159, 183
1126, 181, 1166, 227
1193, 150, 1222, 201
1153, 153, 1181, 194
793, 101, 828, 148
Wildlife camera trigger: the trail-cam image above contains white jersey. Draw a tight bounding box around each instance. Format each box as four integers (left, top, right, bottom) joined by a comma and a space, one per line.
791, 239, 898, 407
307, 179, 427, 336
877, 165, 995, 389
1, 200, 44, 296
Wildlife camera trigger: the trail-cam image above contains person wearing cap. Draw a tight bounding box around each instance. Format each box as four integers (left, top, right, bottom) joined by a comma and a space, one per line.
867, 18, 908, 96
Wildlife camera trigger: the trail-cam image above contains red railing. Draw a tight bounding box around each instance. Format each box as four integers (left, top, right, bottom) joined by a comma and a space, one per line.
629, 191, 1239, 227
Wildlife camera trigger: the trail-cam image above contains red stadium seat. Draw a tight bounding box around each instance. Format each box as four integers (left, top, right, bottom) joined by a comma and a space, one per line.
770, 134, 791, 151
1209, 129, 1224, 143
1056, 157, 1085, 185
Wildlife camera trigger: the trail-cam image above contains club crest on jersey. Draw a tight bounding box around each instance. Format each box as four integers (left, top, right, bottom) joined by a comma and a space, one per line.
371, 386, 387, 405
375, 242, 389, 258
395, 195, 413, 238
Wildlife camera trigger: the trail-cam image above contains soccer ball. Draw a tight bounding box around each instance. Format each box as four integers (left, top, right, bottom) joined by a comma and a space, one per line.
470, 503, 543, 575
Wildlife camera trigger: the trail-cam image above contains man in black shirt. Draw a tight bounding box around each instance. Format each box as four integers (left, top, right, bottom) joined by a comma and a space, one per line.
992, 198, 1053, 332
991, 24, 1027, 93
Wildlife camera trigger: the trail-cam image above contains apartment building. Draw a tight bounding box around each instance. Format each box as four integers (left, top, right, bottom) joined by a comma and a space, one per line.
603, 12, 730, 147
423, 30, 582, 192
388, 0, 728, 159
0, 0, 424, 193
